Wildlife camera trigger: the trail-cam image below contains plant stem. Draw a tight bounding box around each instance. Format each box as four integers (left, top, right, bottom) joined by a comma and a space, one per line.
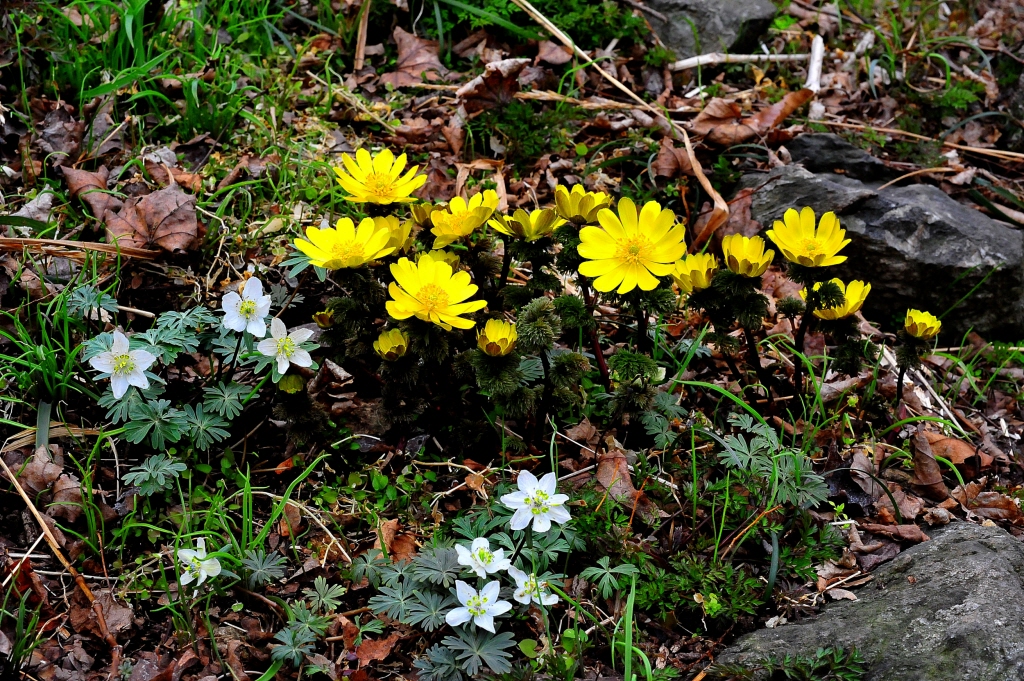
896, 364, 907, 407
742, 327, 773, 405
218, 333, 245, 382
498, 237, 514, 291
792, 296, 818, 393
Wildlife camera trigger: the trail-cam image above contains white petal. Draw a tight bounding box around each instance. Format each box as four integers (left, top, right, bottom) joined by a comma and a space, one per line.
270, 317, 287, 339
257, 338, 278, 357
194, 571, 207, 587
516, 470, 539, 494
548, 505, 572, 525
455, 544, 473, 566
201, 557, 221, 579
289, 327, 315, 343
513, 589, 531, 605
473, 613, 495, 633
538, 472, 558, 496
90, 352, 115, 374
222, 311, 245, 332
195, 538, 207, 557
507, 566, 528, 586
471, 537, 490, 552
247, 317, 267, 338
489, 600, 512, 616
500, 491, 528, 508
446, 607, 472, 627
490, 557, 511, 573
509, 507, 532, 531
480, 581, 501, 602
129, 349, 158, 371
532, 514, 552, 533
472, 565, 487, 579
541, 592, 559, 606
177, 549, 198, 562
254, 295, 272, 318
110, 375, 129, 399
125, 370, 150, 390
221, 292, 242, 314
242, 277, 264, 300
455, 580, 476, 605
179, 571, 195, 586
290, 349, 312, 368
276, 355, 289, 375
549, 494, 570, 505
111, 331, 129, 354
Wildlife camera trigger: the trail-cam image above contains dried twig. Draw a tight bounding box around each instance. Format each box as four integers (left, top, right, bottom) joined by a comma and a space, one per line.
669, 52, 811, 73
0, 237, 159, 260
353, 0, 372, 71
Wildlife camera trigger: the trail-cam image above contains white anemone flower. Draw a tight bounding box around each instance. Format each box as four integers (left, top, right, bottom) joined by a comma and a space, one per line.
507, 566, 559, 606
499, 471, 571, 532
88, 330, 156, 399
445, 580, 511, 633
222, 277, 272, 337
177, 538, 222, 589
455, 537, 511, 579
257, 318, 314, 374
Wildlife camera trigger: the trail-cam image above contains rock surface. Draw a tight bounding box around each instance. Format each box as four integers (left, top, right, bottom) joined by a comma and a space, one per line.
738, 162, 1024, 339
716, 522, 1024, 680
783, 133, 897, 181
644, 0, 776, 59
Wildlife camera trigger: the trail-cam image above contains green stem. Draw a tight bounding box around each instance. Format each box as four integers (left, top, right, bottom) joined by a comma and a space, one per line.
34, 400, 51, 452
792, 295, 818, 393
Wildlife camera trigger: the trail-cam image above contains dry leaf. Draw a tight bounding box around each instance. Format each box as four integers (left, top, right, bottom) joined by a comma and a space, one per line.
70, 587, 133, 639
827, 588, 858, 601
652, 137, 693, 178
456, 58, 530, 113
595, 449, 660, 523
859, 523, 930, 543
957, 490, 1023, 523
688, 98, 743, 136
910, 429, 949, 501
355, 632, 400, 667
36, 106, 84, 167
921, 431, 991, 479
380, 27, 446, 87
744, 89, 815, 135
11, 446, 64, 495
536, 40, 573, 65
49, 472, 84, 523
279, 501, 304, 537
64, 166, 123, 218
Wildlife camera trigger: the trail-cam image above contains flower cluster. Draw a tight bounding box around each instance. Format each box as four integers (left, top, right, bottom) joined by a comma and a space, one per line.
444, 471, 570, 634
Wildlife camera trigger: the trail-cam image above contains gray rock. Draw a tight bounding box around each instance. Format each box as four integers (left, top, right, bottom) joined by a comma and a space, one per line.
783, 134, 897, 181
740, 165, 1024, 339
717, 522, 1024, 680
644, 0, 776, 59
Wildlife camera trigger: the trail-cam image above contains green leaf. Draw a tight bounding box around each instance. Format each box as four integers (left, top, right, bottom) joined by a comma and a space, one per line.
203, 381, 249, 419
122, 454, 187, 496
183, 403, 231, 451
442, 629, 516, 676
124, 399, 186, 449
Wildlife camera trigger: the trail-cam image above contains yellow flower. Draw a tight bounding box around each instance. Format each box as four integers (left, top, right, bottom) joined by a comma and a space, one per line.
799, 279, 871, 320
386, 252, 487, 330
431, 190, 500, 248
577, 198, 687, 294
477, 319, 518, 356
488, 208, 565, 242
554, 184, 612, 225
411, 203, 437, 227
672, 253, 718, 293
293, 217, 395, 270
421, 249, 461, 269
905, 309, 941, 340
312, 310, 335, 328
333, 149, 427, 204
374, 328, 410, 361
766, 207, 850, 267
374, 216, 414, 254
722, 234, 774, 278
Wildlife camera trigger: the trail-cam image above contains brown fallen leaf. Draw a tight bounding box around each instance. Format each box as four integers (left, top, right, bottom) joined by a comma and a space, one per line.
910, 429, 950, 501
692, 90, 814, 146
859, 523, 930, 543
355, 632, 401, 667
36, 106, 84, 167
652, 137, 693, 178
688, 98, 742, 136
105, 197, 150, 249
70, 587, 133, 639
64, 166, 123, 218
146, 160, 203, 192
921, 431, 991, 479
456, 58, 530, 113
595, 449, 660, 523
744, 89, 815, 135
9, 446, 64, 496
105, 184, 198, 252
380, 27, 446, 87
537, 40, 573, 65
279, 501, 304, 537
48, 472, 84, 523
827, 588, 858, 601
953, 489, 1023, 523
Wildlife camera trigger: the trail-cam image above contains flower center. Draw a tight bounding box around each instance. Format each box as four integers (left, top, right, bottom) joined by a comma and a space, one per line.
185, 556, 203, 578
616, 236, 653, 266
329, 238, 366, 266
799, 238, 823, 256
526, 490, 552, 516
466, 594, 489, 616
112, 353, 135, 376
275, 337, 297, 358
365, 172, 396, 198
475, 548, 494, 565
416, 283, 450, 315
239, 299, 258, 319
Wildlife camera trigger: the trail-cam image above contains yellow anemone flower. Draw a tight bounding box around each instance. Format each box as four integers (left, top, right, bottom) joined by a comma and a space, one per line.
672, 253, 718, 293
411, 203, 437, 227
386, 252, 487, 330
374, 328, 410, 361
421, 249, 461, 269
799, 279, 871, 320
293, 217, 395, 270
333, 148, 427, 204
488, 208, 565, 242
766, 207, 850, 267
722, 234, 774, 278
554, 184, 612, 225
477, 319, 518, 356
431, 190, 500, 248
374, 216, 414, 254
905, 309, 941, 340
577, 198, 687, 294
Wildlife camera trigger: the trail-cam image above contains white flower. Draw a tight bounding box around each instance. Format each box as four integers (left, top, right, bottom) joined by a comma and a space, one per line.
455, 537, 511, 579
508, 566, 559, 606
88, 330, 157, 399
445, 580, 511, 633
500, 471, 571, 532
257, 318, 314, 374
222, 277, 272, 337
177, 538, 221, 589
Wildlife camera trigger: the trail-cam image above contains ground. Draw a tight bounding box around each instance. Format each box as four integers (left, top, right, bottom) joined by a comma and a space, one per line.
1, 1, 1024, 681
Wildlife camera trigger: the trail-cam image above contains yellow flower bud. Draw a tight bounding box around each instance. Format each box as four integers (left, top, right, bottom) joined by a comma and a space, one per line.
374, 328, 410, 361
799, 279, 871, 320
554, 184, 612, 225
722, 234, 774, 278
477, 319, 518, 356
905, 309, 941, 340
672, 253, 718, 293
